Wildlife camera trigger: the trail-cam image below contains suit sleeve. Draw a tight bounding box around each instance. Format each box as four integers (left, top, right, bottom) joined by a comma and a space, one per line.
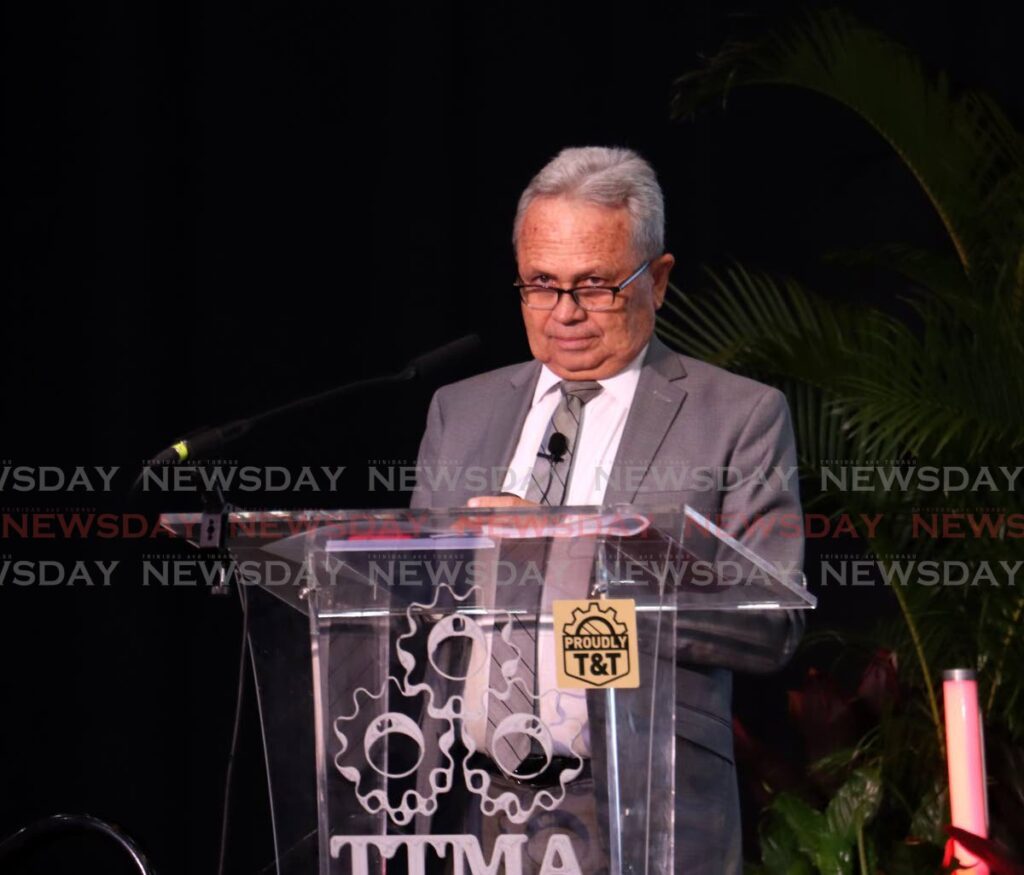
409, 389, 444, 510
675, 387, 807, 674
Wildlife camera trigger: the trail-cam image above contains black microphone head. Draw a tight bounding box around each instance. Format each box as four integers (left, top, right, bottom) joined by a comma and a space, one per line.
405, 334, 483, 383
547, 432, 569, 463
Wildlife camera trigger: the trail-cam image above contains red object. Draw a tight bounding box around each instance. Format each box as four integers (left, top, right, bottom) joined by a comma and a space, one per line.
857, 648, 899, 714
944, 827, 1024, 875
943, 670, 989, 874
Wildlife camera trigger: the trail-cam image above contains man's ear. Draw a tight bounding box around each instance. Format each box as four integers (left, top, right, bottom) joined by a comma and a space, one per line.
650, 252, 675, 309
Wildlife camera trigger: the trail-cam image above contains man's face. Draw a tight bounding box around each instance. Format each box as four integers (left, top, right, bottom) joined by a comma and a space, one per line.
516, 195, 674, 380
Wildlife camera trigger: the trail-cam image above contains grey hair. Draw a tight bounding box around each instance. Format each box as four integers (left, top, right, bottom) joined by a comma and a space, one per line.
513, 146, 665, 260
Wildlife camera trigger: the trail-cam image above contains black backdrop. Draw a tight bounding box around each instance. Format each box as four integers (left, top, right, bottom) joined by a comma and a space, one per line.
3, 0, 1021, 872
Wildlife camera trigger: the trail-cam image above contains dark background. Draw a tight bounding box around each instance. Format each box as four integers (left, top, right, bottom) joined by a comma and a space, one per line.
3, 0, 1021, 871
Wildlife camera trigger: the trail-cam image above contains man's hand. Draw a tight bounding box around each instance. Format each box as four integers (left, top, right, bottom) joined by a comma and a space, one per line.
466, 494, 539, 508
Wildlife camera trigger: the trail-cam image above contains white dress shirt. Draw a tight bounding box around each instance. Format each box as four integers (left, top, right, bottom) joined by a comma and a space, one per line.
500, 343, 649, 504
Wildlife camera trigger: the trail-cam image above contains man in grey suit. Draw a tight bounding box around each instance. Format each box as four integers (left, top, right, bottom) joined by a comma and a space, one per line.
410, 146, 805, 872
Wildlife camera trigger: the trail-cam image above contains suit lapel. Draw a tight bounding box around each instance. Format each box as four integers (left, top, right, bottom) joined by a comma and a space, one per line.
476, 360, 541, 487
602, 335, 688, 505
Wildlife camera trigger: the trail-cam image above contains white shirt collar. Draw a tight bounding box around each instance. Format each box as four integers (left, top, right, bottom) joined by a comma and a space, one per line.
532, 342, 650, 407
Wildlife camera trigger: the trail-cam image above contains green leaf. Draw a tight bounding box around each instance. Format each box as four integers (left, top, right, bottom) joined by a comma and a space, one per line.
811, 836, 855, 875
770, 793, 829, 855
825, 767, 883, 843
909, 783, 949, 845
759, 811, 816, 875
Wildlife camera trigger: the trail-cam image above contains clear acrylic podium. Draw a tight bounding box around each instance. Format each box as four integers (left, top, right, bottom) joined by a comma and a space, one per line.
160, 505, 815, 875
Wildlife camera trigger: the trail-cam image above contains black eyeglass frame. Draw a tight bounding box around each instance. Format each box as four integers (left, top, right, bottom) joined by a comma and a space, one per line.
513, 260, 652, 311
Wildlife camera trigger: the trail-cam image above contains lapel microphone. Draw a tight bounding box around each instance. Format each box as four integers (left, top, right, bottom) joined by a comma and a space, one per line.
546, 432, 569, 464
537, 432, 570, 505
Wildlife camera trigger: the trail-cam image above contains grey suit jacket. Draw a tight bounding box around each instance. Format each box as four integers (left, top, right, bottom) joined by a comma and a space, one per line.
410, 335, 806, 872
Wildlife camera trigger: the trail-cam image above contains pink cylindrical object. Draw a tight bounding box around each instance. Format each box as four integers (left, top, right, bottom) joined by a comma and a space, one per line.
943, 668, 989, 875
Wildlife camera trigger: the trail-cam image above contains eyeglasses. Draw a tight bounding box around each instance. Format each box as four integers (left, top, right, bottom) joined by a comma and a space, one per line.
514, 260, 651, 312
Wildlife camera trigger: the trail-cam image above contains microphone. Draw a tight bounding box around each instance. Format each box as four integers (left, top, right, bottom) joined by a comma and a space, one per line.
535, 432, 570, 505
399, 334, 483, 382
546, 432, 569, 463
140, 334, 483, 467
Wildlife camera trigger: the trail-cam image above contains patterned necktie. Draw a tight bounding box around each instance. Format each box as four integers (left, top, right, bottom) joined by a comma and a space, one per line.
525, 380, 604, 506
485, 603, 540, 767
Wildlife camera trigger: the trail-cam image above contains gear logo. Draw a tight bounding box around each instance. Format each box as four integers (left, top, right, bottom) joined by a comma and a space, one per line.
556, 599, 639, 688
332, 584, 591, 825
332, 678, 456, 825
463, 685, 585, 823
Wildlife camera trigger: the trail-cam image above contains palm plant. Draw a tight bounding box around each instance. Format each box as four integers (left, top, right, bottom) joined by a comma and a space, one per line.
663, 8, 1024, 871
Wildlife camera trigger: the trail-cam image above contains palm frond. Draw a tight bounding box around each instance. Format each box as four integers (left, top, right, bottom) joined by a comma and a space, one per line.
660, 268, 1024, 461
823, 245, 971, 301
671, 8, 1024, 302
